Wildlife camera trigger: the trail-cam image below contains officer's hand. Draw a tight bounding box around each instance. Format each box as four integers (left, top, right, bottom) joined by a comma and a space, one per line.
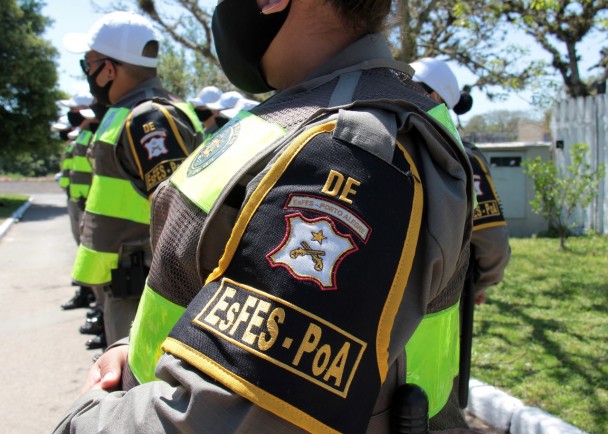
474, 292, 487, 305
81, 345, 128, 394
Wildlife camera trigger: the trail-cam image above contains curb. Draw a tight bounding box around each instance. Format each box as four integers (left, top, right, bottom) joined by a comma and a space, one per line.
466, 378, 588, 434
0, 197, 33, 239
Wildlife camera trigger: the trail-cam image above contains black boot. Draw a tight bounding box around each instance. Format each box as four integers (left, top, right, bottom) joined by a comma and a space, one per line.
61, 287, 91, 310
79, 314, 104, 335
86, 332, 107, 350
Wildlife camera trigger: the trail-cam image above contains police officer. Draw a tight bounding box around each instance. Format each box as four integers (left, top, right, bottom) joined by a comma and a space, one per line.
187, 85, 225, 134
55, 1, 474, 432
57, 94, 99, 312
410, 57, 511, 303
62, 11, 203, 347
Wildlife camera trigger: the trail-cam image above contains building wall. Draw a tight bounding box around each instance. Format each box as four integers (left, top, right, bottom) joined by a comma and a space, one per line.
477, 143, 551, 237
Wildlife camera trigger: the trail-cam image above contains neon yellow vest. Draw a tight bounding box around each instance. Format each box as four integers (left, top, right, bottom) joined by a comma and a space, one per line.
71, 107, 149, 285
69, 129, 94, 200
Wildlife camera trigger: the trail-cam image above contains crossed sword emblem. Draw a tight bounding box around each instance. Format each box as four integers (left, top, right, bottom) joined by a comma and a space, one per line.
290, 241, 325, 271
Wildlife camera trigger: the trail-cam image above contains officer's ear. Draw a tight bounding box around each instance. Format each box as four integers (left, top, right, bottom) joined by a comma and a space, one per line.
259, 0, 290, 15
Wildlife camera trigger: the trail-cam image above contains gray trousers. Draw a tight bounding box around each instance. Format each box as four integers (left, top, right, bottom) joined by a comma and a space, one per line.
66, 199, 84, 245
97, 287, 139, 346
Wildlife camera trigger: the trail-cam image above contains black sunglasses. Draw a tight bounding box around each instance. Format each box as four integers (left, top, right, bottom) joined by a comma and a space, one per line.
79, 57, 121, 74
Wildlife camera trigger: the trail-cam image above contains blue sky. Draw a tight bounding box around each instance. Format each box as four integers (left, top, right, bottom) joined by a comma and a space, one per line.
42, 1, 602, 123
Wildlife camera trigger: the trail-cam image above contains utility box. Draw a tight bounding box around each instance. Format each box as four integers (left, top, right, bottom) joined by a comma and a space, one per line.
476, 142, 551, 237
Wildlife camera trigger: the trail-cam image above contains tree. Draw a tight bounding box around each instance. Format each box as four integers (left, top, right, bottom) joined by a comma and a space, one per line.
522, 142, 606, 249
391, 0, 547, 100
101, 0, 608, 106
0, 0, 63, 168
490, 0, 608, 98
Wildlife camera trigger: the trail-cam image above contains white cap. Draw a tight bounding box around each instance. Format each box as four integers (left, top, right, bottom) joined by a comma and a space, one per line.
221, 98, 259, 119
63, 11, 159, 68
59, 91, 93, 108
207, 91, 244, 111
51, 115, 70, 131
67, 128, 81, 139
80, 108, 96, 119
410, 58, 459, 109
188, 86, 223, 107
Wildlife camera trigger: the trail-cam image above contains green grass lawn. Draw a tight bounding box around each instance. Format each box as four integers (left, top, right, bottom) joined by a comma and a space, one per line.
472, 235, 608, 434
0, 194, 29, 223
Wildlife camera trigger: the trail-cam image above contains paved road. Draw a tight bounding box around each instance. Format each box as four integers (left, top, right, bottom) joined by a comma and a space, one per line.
0, 180, 503, 433
0, 180, 96, 433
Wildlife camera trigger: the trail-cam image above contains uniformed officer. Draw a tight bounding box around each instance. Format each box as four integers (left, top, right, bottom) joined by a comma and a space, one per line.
188, 85, 224, 134
410, 57, 511, 303
55, 1, 475, 432
62, 11, 204, 347
56, 94, 99, 312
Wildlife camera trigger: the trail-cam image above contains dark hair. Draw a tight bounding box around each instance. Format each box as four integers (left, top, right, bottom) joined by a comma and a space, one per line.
122, 40, 159, 81
325, 0, 391, 34
453, 91, 473, 115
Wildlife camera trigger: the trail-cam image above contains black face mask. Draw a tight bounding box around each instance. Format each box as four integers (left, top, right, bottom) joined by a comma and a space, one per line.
59, 129, 71, 141
212, 0, 290, 93
195, 108, 213, 122
67, 111, 85, 127
215, 116, 229, 128
88, 122, 100, 134
90, 101, 109, 121
87, 63, 113, 107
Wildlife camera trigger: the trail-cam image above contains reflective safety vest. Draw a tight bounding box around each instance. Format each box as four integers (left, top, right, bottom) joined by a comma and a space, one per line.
129, 104, 468, 423
69, 129, 94, 201
59, 142, 74, 190
71, 97, 202, 287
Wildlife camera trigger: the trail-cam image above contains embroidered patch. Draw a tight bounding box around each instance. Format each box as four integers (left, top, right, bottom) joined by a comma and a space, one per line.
144, 159, 183, 192
266, 213, 358, 290
193, 277, 367, 397
285, 194, 371, 243
141, 130, 169, 159
187, 121, 240, 177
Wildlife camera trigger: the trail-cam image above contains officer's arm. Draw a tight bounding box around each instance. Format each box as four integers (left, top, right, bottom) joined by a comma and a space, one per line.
53, 353, 304, 433
471, 225, 511, 297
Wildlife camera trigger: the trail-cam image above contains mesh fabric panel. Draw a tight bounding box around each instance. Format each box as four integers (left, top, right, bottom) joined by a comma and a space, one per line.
148, 184, 208, 306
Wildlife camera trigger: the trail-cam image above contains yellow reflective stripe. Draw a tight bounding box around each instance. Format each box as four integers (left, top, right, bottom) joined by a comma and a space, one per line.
405, 302, 460, 418
59, 177, 70, 188
377, 140, 423, 382
86, 175, 150, 224
71, 243, 119, 285
128, 285, 187, 383
72, 155, 93, 173
96, 107, 130, 145
171, 112, 286, 213
69, 183, 90, 199
76, 130, 93, 146
61, 157, 73, 170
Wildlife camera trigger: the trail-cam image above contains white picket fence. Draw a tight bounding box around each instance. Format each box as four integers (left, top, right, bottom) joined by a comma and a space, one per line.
551, 94, 608, 235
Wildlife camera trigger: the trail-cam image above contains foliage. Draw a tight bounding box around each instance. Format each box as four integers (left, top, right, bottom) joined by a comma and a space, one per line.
0, 149, 61, 177
98, 1, 608, 106
522, 143, 606, 249
0, 194, 29, 221
473, 235, 608, 434
0, 0, 63, 164
489, 0, 608, 98
390, 0, 548, 101
461, 109, 526, 142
